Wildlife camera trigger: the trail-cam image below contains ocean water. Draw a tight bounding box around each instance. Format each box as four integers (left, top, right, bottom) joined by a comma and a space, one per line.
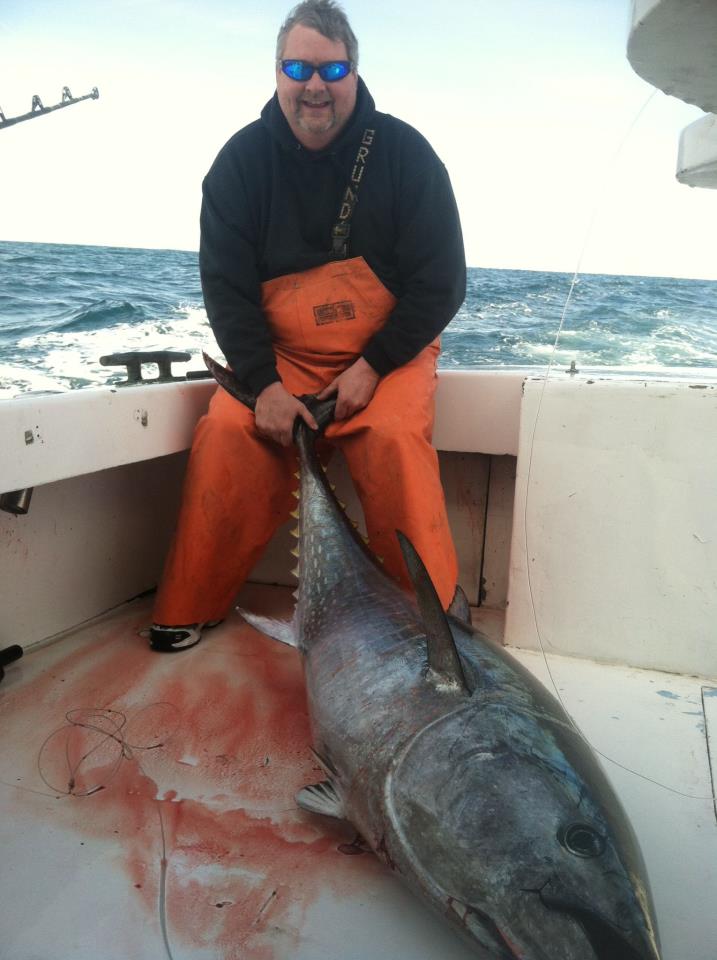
1, 238, 717, 399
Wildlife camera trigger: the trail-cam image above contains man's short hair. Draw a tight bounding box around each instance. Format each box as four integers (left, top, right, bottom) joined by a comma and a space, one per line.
276, 0, 359, 67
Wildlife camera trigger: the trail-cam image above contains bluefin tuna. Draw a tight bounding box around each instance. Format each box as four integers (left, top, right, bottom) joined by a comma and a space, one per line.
205, 353, 662, 960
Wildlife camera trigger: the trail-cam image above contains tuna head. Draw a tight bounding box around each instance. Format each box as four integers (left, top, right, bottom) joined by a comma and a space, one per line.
387, 702, 661, 960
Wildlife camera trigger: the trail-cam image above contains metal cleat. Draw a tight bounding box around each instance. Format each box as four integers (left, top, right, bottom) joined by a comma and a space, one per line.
99, 350, 191, 385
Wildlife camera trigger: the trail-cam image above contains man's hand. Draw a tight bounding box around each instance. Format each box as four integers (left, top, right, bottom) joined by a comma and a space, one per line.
255, 382, 318, 447
316, 357, 380, 420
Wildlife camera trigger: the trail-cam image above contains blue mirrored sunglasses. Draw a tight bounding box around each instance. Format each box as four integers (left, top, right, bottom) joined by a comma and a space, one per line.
279, 59, 353, 83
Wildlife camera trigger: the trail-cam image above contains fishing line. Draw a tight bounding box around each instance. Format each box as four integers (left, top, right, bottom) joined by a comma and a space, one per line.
37, 703, 180, 958
522, 89, 712, 801
156, 799, 177, 960
33, 703, 181, 797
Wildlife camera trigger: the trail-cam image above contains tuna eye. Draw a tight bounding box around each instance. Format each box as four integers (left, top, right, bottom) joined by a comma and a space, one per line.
559, 823, 606, 858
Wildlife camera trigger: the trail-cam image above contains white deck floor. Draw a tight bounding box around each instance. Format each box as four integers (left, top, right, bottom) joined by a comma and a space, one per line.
1, 586, 715, 960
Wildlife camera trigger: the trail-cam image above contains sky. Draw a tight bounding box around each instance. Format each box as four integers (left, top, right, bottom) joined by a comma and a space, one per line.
1, 0, 716, 279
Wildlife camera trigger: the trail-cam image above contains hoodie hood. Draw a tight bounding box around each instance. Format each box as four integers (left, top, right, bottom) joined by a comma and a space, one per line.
200, 74, 465, 394
261, 75, 376, 157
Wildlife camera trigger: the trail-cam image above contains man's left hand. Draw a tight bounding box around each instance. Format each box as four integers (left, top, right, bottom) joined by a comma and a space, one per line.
316, 357, 380, 420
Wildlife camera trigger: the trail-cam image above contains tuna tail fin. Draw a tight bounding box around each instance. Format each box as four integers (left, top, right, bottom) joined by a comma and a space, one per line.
396, 530, 469, 693
202, 352, 337, 437
202, 352, 257, 410
294, 394, 337, 438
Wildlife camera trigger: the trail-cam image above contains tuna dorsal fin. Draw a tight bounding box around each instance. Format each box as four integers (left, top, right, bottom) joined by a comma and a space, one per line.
396, 530, 468, 692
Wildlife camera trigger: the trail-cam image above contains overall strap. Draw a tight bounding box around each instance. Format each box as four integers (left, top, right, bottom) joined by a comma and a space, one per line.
330, 127, 376, 260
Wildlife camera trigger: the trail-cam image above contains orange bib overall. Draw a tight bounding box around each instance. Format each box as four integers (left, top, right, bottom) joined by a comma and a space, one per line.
153, 257, 458, 624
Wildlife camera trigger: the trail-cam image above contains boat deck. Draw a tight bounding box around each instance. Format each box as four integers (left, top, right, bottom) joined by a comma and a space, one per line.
1, 586, 715, 960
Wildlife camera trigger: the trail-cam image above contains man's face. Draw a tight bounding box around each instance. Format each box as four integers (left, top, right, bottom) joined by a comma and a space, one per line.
276, 23, 358, 150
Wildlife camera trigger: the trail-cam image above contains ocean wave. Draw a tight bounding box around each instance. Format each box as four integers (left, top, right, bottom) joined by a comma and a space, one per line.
51, 299, 150, 333
0, 362, 71, 399
3, 240, 717, 393
7, 302, 215, 395
0, 254, 38, 264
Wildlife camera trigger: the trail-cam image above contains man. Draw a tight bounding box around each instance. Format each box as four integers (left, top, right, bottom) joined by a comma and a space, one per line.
150, 0, 466, 651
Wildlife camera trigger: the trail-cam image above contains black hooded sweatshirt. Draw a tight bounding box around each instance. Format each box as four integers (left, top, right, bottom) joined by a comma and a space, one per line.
199, 78, 466, 396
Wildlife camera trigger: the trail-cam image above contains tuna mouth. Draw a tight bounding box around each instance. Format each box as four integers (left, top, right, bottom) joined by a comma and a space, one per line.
541, 899, 657, 960
562, 906, 655, 960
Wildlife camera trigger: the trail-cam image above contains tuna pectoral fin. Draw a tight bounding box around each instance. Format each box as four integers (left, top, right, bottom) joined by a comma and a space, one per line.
237, 608, 297, 647
296, 779, 345, 820
396, 530, 468, 692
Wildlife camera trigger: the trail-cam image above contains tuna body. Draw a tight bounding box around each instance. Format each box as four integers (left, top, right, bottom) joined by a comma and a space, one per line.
200, 354, 662, 960
294, 424, 661, 960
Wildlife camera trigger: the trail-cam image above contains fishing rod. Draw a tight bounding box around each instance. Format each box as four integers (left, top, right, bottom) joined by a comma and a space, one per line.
0, 86, 99, 130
